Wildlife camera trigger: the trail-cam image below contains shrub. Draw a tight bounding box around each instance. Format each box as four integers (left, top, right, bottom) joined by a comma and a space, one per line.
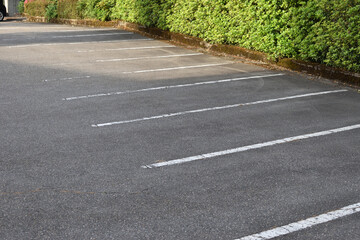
25, 0, 49, 17
57, 0, 79, 19
76, 0, 115, 21
95, 0, 116, 21
45, 0, 58, 22
76, 0, 100, 19
17, 0, 25, 14
111, 0, 170, 27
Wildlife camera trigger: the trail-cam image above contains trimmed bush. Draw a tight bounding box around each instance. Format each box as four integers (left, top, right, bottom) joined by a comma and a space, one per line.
76, 0, 115, 21
45, 0, 58, 22
57, 0, 78, 19
17, 0, 25, 14
25, 0, 49, 17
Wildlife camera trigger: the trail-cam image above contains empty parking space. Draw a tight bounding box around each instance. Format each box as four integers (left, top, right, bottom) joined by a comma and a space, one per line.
1, 21, 359, 239
62, 73, 285, 101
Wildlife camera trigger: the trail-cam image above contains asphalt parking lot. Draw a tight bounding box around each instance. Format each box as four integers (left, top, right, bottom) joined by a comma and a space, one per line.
1, 20, 359, 239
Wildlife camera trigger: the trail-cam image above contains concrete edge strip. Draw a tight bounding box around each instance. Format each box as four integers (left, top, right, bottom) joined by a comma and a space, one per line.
92, 89, 347, 127
141, 123, 360, 168
235, 202, 360, 240
63, 73, 285, 101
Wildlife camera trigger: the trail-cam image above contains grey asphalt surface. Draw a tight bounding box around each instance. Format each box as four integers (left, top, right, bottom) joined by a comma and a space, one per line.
1, 20, 359, 240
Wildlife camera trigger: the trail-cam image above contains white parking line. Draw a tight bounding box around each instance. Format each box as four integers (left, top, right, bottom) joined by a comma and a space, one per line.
6, 39, 152, 48
122, 63, 231, 74
91, 89, 347, 127
63, 74, 284, 101
0, 27, 91, 30
45, 29, 113, 32
236, 202, 360, 240
77, 45, 176, 53
142, 123, 360, 168
51, 32, 132, 38
43, 76, 91, 82
1, 32, 132, 41
96, 53, 203, 62
107, 45, 176, 51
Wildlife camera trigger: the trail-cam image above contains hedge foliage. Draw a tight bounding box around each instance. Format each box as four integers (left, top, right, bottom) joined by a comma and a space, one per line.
24, 0, 360, 72
25, 0, 49, 17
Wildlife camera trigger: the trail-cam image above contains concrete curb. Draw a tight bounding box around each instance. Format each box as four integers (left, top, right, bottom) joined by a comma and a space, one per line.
26, 16, 360, 87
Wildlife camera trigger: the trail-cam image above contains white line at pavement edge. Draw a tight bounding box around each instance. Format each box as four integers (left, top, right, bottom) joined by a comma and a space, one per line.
6, 39, 152, 48
122, 63, 230, 74
236, 202, 360, 240
51, 32, 132, 38
44, 76, 91, 82
141, 123, 360, 168
92, 89, 347, 127
77, 45, 176, 53
64, 73, 285, 101
0, 27, 113, 30
2, 32, 133, 41
96, 53, 203, 62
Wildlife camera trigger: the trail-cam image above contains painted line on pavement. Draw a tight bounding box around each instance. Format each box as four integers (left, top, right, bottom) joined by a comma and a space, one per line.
49, 52, 195, 66
142, 123, 360, 168
236, 202, 360, 240
6, 39, 152, 48
92, 89, 347, 127
50, 32, 133, 38
43, 76, 91, 82
64, 73, 284, 101
106, 45, 176, 51
43, 29, 113, 32
96, 53, 203, 62
122, 63, 230, 74
0, 27, 94, 30
2, 32, 131, 41
77, 45, 176, 53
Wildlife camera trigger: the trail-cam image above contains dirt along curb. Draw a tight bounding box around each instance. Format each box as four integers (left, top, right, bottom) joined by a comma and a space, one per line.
26, 16, 360, 88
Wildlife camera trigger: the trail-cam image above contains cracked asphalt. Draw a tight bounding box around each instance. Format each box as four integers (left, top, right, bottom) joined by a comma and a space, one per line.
0, 20, 359, 239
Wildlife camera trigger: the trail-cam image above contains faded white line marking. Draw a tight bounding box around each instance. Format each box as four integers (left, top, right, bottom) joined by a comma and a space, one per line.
6, 39, 152, 48
1, 32, 128, 41
45, 29, 113, 32
106, 45, 176, 51
236, 202, 360, 240
43, 76, 91, 82
0, 27, 94, 30
92, 90, 347, 127
142, 123, 360, 168
77, 45, 176, 53
64, 73, 284, 101
122, 63, 230, 74
51, 32, 133, 38
96, 53, 203, 62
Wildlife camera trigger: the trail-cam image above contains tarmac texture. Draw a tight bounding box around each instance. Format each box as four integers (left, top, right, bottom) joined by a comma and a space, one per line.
1, 21, 359, 239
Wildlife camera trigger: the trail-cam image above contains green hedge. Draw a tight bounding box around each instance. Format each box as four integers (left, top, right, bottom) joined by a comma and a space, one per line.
24, 0, 360, 72
25, 0, 50, 17
57, 0, 78, 19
